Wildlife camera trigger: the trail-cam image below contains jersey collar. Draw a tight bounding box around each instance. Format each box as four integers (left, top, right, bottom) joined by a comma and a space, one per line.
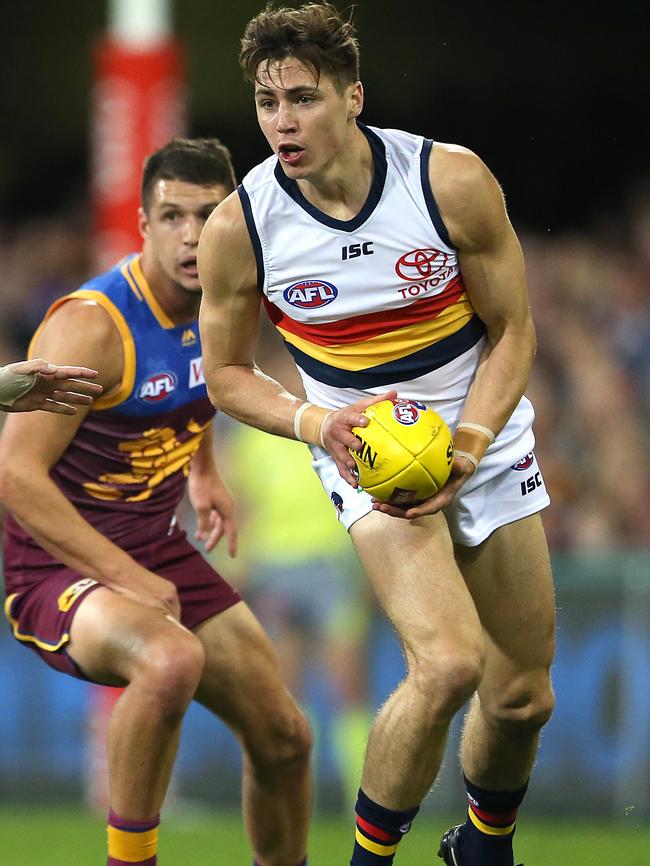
273, 122, 387, 232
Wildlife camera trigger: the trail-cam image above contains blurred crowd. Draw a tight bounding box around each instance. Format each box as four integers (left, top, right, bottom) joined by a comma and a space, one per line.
0, 192, 648, 561
0, 191, 648, 813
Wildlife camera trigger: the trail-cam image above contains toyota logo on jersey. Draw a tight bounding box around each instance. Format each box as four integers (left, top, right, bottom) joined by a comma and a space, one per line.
283, 279, 338, 308
138, 372, 177, 402
395, 248, 451, 281
392, 399, 426, 425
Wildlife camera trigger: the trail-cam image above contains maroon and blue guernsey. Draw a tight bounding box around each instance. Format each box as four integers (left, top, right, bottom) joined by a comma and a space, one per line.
4, 253, 216, 593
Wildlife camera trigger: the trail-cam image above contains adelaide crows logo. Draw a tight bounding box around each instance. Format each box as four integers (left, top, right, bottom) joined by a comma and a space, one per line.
512, 452, 535, 471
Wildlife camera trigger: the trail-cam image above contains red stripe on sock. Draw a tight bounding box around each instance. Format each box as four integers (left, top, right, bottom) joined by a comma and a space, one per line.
356, 814, 401, 843
470, 803, 519, 826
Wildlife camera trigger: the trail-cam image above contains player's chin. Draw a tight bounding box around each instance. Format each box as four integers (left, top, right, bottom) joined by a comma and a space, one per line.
177, 275, 202, 293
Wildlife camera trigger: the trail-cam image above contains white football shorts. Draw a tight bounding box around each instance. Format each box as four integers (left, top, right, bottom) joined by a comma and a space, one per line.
310, 395, 550, 547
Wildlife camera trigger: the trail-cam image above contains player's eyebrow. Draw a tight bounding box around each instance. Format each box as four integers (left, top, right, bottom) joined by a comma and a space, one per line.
255, 84, 319, 98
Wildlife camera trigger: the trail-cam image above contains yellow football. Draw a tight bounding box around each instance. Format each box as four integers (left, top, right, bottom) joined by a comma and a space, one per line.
349, 399, 453, 505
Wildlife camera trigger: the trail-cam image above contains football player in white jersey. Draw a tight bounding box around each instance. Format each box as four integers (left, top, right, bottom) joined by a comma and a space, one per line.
198, 5, 554, 866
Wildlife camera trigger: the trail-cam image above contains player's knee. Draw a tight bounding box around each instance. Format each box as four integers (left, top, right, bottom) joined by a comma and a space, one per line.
137, 631, 205, 715
249, 701, 313, 771
411, 645, 485, 718
486, 677, 555, 734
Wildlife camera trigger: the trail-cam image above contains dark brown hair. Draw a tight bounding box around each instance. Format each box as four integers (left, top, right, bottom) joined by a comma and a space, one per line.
240, 3, 360, 92
141, 138, 236, 213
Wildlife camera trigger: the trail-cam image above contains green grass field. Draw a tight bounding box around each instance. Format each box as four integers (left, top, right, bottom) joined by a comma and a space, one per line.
1, 807, 649, 865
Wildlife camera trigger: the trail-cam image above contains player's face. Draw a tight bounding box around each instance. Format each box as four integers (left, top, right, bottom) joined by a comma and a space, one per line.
254, 58, 362, 180
139, 179, 230, 293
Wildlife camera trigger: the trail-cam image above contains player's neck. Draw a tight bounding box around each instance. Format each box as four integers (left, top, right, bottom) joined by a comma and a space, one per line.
139, 254, 201, 325
296, 124, 373, 221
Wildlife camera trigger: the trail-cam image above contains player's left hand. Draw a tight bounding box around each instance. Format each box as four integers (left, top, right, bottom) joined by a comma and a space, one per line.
372, 453, 476, 520
188, 471, 238, 556
2, 359, 103, 415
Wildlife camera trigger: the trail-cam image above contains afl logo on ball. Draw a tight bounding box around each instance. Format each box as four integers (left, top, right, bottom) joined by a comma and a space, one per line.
392, 399, 426, 425
512, 452, 535, 471
395, 248, 451, 281
283, 279, 338, 308
138, 372, 177, 402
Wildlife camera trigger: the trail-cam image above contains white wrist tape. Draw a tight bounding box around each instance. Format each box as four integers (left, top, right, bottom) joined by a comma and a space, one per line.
453, 449, 479, 470
293, 401, 313, 442
456, 422, 495, 444
0, 366, 37, 407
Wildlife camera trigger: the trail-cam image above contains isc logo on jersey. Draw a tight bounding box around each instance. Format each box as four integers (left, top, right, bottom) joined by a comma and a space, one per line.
283, 279, 338, 309
138, 372, 177, 402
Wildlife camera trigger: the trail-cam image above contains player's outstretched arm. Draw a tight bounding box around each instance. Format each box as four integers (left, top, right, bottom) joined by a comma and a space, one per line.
0, 301, 180, 619
0, 359, 103, 414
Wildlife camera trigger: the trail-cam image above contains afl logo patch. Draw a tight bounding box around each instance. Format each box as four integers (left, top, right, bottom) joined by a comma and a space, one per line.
512, 452, 535, 471
283, 279, 338, 308
392, 399, 426, 425
395, 248, 451, 281
138, 372, 177, 402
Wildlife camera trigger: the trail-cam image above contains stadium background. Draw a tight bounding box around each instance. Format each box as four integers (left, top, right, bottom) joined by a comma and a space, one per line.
1, 1, 649, 863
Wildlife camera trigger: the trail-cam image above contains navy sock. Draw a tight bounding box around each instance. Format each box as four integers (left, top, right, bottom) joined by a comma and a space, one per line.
459, 774, 528, 866
350, 789, 419, 864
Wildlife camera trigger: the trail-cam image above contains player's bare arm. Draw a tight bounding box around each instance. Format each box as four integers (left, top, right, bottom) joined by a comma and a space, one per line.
187, 421, 238, 557
433, 144, 535, 434
376, 146, 535, 520
0, 300, 180, 618
0, 359, 103, 414
198, 194, 391, 482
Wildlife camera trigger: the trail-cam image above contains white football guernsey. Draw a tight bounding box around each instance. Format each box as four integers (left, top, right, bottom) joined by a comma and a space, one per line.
239, 124, 487, 410
239, 124, 548, 542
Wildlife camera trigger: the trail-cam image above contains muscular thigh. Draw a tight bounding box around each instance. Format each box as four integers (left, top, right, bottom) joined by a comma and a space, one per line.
193, 602, 298, 736
350, 509, 483, 656
454, 513, 556, 689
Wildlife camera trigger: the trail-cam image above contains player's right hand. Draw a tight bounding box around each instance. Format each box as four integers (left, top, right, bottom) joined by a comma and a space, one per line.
321, 390, 397, 486
116, 569, 182, 621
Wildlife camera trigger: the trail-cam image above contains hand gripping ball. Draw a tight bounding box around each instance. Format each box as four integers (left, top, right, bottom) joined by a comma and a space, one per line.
349, 399, 453, 505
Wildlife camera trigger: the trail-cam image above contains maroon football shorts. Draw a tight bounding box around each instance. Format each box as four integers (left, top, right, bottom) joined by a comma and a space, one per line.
3, 520, 241, 683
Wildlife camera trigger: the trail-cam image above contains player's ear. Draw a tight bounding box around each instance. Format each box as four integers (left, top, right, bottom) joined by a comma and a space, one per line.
349, 80, 364, 119
137, 206, 149, 241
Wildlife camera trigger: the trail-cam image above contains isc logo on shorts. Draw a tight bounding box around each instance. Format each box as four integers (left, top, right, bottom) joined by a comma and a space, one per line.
58, 578, 99, 612
138, 372, 177, 402
283, 279, 338, 308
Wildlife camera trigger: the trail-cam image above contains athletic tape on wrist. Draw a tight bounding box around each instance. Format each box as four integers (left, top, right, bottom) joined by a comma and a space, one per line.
456, 422, 495, 444
0, 366, 37, 407
293, 401, 312, 442
453, 449, 479, 470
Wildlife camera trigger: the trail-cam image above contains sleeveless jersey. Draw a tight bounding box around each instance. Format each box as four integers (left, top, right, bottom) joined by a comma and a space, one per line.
239, 123, 487, 409
4, 254, 215, 587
